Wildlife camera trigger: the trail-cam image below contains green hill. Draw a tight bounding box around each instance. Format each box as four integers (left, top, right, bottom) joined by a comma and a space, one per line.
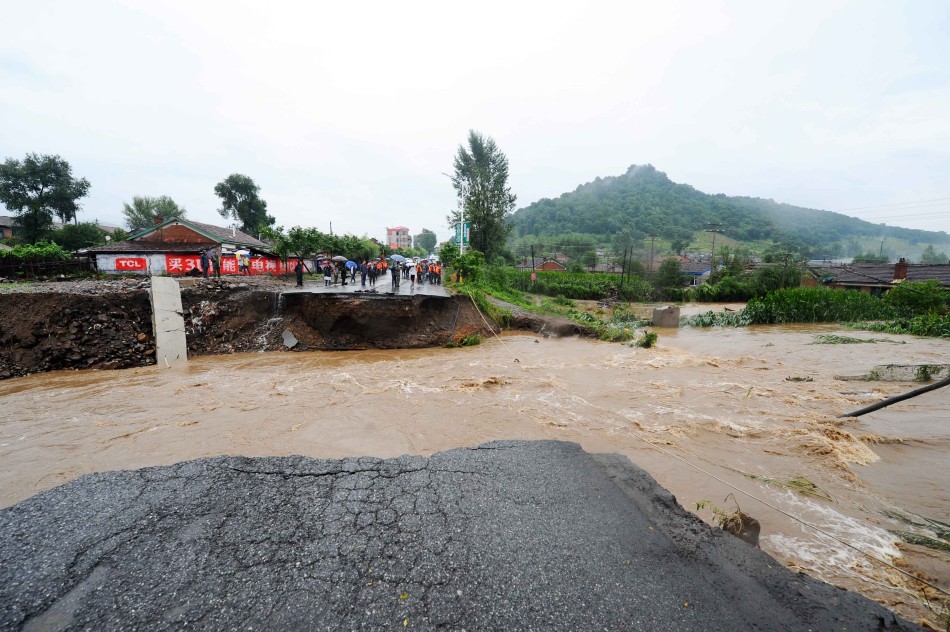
509, 165, 950, 258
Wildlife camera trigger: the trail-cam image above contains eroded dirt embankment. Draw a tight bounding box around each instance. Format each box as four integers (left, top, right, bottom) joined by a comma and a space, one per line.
0, 284, 497, 380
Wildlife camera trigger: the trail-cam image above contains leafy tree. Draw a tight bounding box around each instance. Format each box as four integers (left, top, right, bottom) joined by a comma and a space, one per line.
122, 195, 186, 232
709, 245, 750, 284
214, 174, 275, 234
883, 280, 948, 316
669, 237, 691, 256
754, 264, 802, 292
655, 258, 684, 293
920, 244, 948, 264
440, 241, 460, 268
0, 153, 91, 243
49, 221, 108, 251
453, 249, 486, 284
448, 130, 516, 261
414, 228, 437, 254
581, 250, 598, 270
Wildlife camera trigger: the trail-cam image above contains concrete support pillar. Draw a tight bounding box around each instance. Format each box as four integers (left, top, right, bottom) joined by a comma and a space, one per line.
652, 305, 681, 328
149, 276, 188, 366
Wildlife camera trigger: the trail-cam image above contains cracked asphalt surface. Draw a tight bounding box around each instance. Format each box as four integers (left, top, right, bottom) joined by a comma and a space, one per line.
0, 440, 918, 631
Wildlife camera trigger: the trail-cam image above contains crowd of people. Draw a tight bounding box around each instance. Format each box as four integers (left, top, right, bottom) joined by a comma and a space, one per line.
195, 250, 444, 290
311, 258, 443, 290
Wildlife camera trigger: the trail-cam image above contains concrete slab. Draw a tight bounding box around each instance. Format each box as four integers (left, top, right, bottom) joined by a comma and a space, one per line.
148, 276, 188, 366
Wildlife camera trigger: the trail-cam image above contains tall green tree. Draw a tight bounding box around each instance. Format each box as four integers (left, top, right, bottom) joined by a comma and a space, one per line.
49, 221, 108, 251
214, 174, 275, 234
447, 130, 516, 262
920, 244, 948, 264
439, 241, 460, 268
414, 228, 437, 254
0, 153, 90, 243
122, 195, 187, 232
654, 258, 684, 295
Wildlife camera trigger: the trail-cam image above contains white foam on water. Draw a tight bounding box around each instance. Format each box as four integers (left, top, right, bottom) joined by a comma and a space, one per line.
761, 489, 901, 584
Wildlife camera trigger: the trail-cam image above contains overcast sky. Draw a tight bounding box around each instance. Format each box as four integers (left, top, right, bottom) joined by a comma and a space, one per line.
3, 0, 949, 242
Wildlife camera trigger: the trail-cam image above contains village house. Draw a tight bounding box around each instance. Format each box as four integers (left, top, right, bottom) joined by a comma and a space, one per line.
86, 216, 274, 276
826, 258, 950, 295
0, 215, 15, 239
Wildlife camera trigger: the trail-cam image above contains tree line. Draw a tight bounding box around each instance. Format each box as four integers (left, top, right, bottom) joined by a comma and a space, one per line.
508, 164, 950, 260
0, 153, 451, 262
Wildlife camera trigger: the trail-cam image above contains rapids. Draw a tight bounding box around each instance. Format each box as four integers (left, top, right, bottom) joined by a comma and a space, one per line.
1, 324, 947, 624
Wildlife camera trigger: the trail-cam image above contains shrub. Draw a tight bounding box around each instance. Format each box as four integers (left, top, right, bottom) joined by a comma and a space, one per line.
744, 287, 894, 324
882, 280, 949, 316
501, 268, 654, 302
0, 241, 71, 261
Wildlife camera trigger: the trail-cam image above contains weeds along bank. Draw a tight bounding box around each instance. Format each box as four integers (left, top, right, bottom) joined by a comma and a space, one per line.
685, 284, 950, 337
0, 282, 494, 380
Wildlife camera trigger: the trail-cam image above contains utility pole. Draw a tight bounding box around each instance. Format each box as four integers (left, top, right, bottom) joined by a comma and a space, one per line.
646, 234, 658, 274
620, 247, 628, 291
781, 252, 790, 289
705, 223, 724, 265
531, 245, 536, 271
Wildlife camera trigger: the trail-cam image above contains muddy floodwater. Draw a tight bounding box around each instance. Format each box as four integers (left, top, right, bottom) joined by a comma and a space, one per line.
1, 324, 948, 624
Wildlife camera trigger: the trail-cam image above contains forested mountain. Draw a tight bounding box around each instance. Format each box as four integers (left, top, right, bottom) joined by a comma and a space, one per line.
509, 165, 949, 256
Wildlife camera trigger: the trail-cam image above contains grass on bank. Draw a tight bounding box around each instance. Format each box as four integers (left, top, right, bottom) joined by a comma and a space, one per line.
447, 269, 655, 345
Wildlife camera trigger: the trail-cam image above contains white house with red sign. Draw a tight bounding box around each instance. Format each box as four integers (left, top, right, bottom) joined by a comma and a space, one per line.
86, 217, 284, 276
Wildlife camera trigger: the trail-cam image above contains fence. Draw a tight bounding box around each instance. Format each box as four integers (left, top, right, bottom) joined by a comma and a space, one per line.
0, 256, 97, 279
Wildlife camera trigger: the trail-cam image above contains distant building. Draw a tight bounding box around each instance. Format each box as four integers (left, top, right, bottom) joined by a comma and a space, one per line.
387, 226, 411, 250
827, 258, 950, 294
0, 215, 14, 239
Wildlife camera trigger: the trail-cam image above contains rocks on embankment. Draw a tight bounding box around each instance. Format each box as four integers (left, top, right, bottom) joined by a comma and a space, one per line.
0, 286, 496, 380
0, 292, 154, 379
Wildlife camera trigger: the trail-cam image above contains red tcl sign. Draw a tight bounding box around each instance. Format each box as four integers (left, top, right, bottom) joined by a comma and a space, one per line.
115, 257, 147, 270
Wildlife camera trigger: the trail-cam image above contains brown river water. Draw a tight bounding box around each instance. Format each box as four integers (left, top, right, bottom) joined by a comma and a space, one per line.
1, 323, 948, 623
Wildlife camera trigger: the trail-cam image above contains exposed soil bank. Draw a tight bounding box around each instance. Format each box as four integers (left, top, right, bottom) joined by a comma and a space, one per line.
0, 282, 499, 380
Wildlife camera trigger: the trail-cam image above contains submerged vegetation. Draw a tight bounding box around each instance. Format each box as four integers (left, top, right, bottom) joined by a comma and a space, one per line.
810, 334, 905, 345
685, 284, 949, 338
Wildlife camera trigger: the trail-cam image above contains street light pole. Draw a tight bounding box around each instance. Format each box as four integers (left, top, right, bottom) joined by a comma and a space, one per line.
441, 171, 465, 256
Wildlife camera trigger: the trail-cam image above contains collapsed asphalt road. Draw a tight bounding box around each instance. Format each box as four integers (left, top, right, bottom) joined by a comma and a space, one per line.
0, 441, 918, 631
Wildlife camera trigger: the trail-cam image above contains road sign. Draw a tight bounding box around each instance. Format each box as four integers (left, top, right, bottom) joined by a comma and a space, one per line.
454, 222, 470, 245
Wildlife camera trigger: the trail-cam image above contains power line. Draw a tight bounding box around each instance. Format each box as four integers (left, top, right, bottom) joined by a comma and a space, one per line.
833, 196, 950, 212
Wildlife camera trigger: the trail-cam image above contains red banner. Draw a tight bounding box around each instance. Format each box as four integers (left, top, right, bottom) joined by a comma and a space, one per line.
164, 254, 287, 275
115, 257, 147, 271
165, 255, 202, 274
